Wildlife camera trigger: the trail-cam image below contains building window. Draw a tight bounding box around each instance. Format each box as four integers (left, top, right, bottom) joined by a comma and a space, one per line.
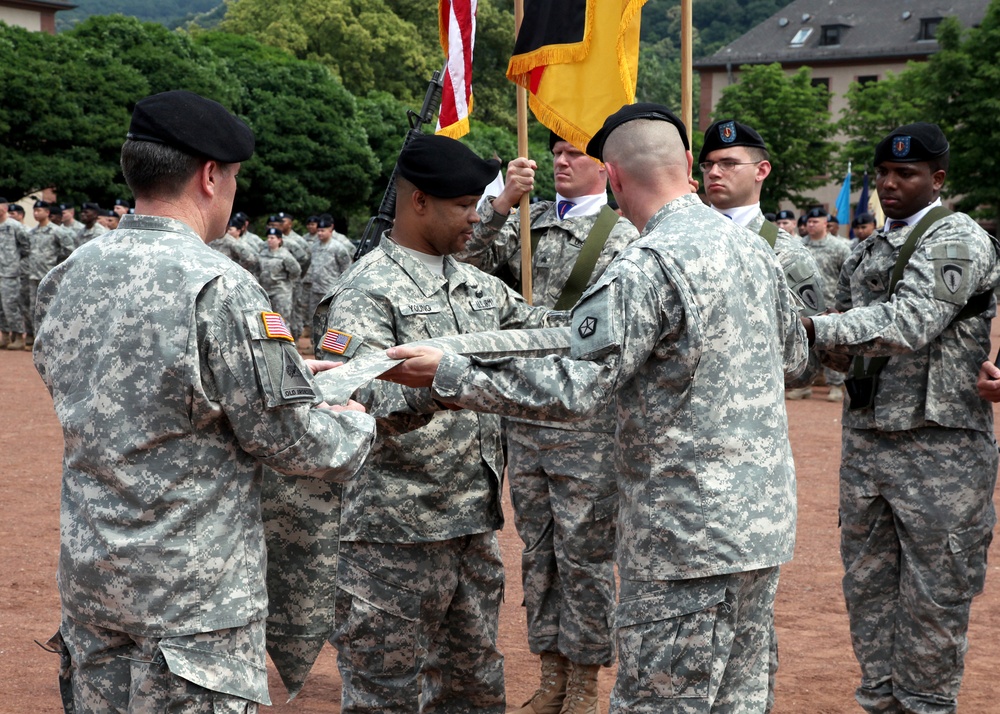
790, 27, 813, 47
919, 17, 942, 40
811, 78, 831, 109
820, 25, 842, 46
857, 75, 878, 86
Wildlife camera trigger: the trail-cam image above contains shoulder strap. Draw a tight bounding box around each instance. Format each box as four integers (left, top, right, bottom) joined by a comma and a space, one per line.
853, 206, 953, 380
553, 205, 619, 311
758, 220, 779, 248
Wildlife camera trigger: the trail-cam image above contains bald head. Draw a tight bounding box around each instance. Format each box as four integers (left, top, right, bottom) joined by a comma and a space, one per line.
602, 118, 693, 231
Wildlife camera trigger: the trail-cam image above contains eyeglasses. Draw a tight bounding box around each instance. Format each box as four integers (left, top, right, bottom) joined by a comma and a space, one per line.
697, 160, 762, 174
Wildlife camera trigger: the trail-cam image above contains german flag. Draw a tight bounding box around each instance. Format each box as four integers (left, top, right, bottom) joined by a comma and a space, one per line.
507, 0, 646, 151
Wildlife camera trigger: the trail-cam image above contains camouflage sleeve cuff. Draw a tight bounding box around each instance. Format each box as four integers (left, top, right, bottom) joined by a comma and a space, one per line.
431, 352, 473, 402
809, 314, 836, 350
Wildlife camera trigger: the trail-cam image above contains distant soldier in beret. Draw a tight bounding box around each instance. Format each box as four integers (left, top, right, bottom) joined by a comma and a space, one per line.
25, 199, 75, 349
304, 215, 352, 323
31, 89, 375, 713
384, 103, 809, 714
455, 128, 640, 714
804, 122, 1000, 714
112, 197, 131, 217
0, 197, 29, 350
8, 203, 25, 223
850, 211, 876, 247
75, 202, 108, 248
57, 202, 84, 238
774, 208, 797, 235
316, 133, 563, 714
210, 215, 260, 276
258, 210, 310, 342
801, 204, 852, 400
827, 214, 841, 238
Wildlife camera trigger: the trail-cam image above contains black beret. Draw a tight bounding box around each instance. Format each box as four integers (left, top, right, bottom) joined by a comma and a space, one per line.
103, 209, 116, 217
306, 215, 319, 223
827, 214, 839, 223
9, 204, 24, 213
56, 202, 71, 211
48, 206, 63, 214
317, 216, 334, 228
276, 211, 291, 219
698, 119, 767, 164
776, 209, 795, 221
805, 206, 827, 219
127, 90, 254, 163
854, 212, 876, 225
797, 214, 807, 225
34, 200, 49, 209
81, 202, 100, 211
227, 217, 242, 228
0, 196, 7, 204
586, 103, 689, 161
319, 212, 334, 223
397, 134, 501, 198
266, 227, 282, 237
114, 198, 131, 207
874, 122, 949, 166
764, 212, 776, 221
549, 130, 573, 152
233, 211, 249, 223
267, 214, 281, 223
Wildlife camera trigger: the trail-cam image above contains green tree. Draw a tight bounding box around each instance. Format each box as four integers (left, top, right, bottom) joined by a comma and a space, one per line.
837, 67, 930, 176
919, 6, 1000, 222
710, 63, 836, 209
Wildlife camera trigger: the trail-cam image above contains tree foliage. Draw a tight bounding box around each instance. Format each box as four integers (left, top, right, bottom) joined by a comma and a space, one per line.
710, 63, 836, 209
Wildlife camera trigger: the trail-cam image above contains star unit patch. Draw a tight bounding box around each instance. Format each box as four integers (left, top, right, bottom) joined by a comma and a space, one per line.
261, 311, 294, 341
320, 329, 352, 354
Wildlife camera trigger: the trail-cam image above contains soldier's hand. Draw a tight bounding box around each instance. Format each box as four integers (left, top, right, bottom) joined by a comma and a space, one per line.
492, 157, 537, 216
305, 358, 343, 374
976, 360, 1000, 402
381, 345, 445, 388
316, 399, 368, 413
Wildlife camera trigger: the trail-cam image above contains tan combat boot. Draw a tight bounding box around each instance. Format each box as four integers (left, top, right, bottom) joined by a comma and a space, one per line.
560, 662, 601, 714
7, 334, 25, 351
511, 652, 569, 714
0, 332, 9, 349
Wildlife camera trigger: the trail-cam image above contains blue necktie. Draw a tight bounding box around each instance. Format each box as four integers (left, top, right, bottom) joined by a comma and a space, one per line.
557, 200, 576, 220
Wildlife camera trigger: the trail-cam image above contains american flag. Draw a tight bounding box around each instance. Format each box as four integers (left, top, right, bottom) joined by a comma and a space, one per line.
436, 0, 477, 138
261, 312, 294, 341
320, 329, 352, 355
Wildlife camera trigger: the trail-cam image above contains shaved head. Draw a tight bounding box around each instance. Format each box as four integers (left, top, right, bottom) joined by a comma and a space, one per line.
603, 119, 689, 180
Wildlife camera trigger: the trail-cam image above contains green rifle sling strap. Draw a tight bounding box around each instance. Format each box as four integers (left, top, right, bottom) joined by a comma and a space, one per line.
851, 206, 953, 381
553, 205, 620, 311
758, 220, 779, 248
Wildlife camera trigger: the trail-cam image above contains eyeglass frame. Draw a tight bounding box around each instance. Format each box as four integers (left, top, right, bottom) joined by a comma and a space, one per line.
697, 159, 763, 174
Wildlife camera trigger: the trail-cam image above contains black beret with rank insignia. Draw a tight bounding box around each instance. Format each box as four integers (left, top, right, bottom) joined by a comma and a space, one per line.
874, 122, 949, 166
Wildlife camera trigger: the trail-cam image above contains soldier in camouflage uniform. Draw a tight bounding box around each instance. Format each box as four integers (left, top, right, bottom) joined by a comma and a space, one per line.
32, 90, 376, 713
306, 215, 352, 321
457, 133, 639, 714
805, 123, 999, 714
212, 216, 261, 276
316, 134, 563, 714
26, 199, 75, 347
802, 206, 853, 400
0, 198, 29, 350
74, 202, 108, 248
258, 226, 302, 324
698, 118, 826, 713
386, 104, 809, 714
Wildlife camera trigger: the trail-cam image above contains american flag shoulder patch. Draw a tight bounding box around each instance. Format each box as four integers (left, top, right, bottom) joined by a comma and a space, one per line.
261, 311, 294, 341
321, 329, 352, 355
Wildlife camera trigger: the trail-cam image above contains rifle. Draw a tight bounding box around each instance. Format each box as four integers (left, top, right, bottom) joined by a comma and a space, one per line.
354, 66, 446, 260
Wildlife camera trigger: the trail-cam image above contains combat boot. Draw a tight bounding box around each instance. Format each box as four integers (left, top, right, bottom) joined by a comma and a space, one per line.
560, 662, 601, 714
0, 332, 8, 349
8, 334, 25, 351
511, 652, 569, 714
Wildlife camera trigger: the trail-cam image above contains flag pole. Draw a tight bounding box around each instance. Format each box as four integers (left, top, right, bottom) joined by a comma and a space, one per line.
515, 0, 533, 305
680, 0, 693, 146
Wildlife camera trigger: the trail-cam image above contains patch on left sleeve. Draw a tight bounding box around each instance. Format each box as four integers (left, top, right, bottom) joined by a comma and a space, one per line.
570, 280, 620, 361
927, 242, 973, 305
261, 311, 294, 341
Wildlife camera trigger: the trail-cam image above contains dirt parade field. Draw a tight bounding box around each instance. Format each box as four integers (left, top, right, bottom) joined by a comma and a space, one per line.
3, 337, 1000, 714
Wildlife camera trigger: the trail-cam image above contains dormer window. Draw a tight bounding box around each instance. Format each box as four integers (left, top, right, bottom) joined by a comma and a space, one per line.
919, 17, 942, 41
790, 27, 813, 46
820, 25, 843, 46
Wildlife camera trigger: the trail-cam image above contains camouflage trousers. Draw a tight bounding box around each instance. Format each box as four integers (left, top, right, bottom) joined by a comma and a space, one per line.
331, 533, 506, 714
507, 421, 618, 666
611, 567, 779, 714
0, 275, 24, 333
47, 614, 269, 713
23, 276, 35, 335
840, 426, 997, 714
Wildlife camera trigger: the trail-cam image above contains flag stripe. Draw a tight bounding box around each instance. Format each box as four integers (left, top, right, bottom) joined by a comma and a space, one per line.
437, 0, 477, 139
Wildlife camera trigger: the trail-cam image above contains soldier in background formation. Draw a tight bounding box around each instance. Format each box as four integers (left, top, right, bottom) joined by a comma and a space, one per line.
0, 198, 29, 350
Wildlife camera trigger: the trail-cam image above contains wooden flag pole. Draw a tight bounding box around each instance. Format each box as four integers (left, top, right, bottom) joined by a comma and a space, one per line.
515, 0, 533, 305
681, 0, 693, 146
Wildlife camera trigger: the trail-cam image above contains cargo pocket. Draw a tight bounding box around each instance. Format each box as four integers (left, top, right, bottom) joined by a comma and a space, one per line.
158, 637, 270, 707
592, 490, 619, 523
615, 581, 726, 701
337, 557, 421, 677
945, 515, 996, 600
